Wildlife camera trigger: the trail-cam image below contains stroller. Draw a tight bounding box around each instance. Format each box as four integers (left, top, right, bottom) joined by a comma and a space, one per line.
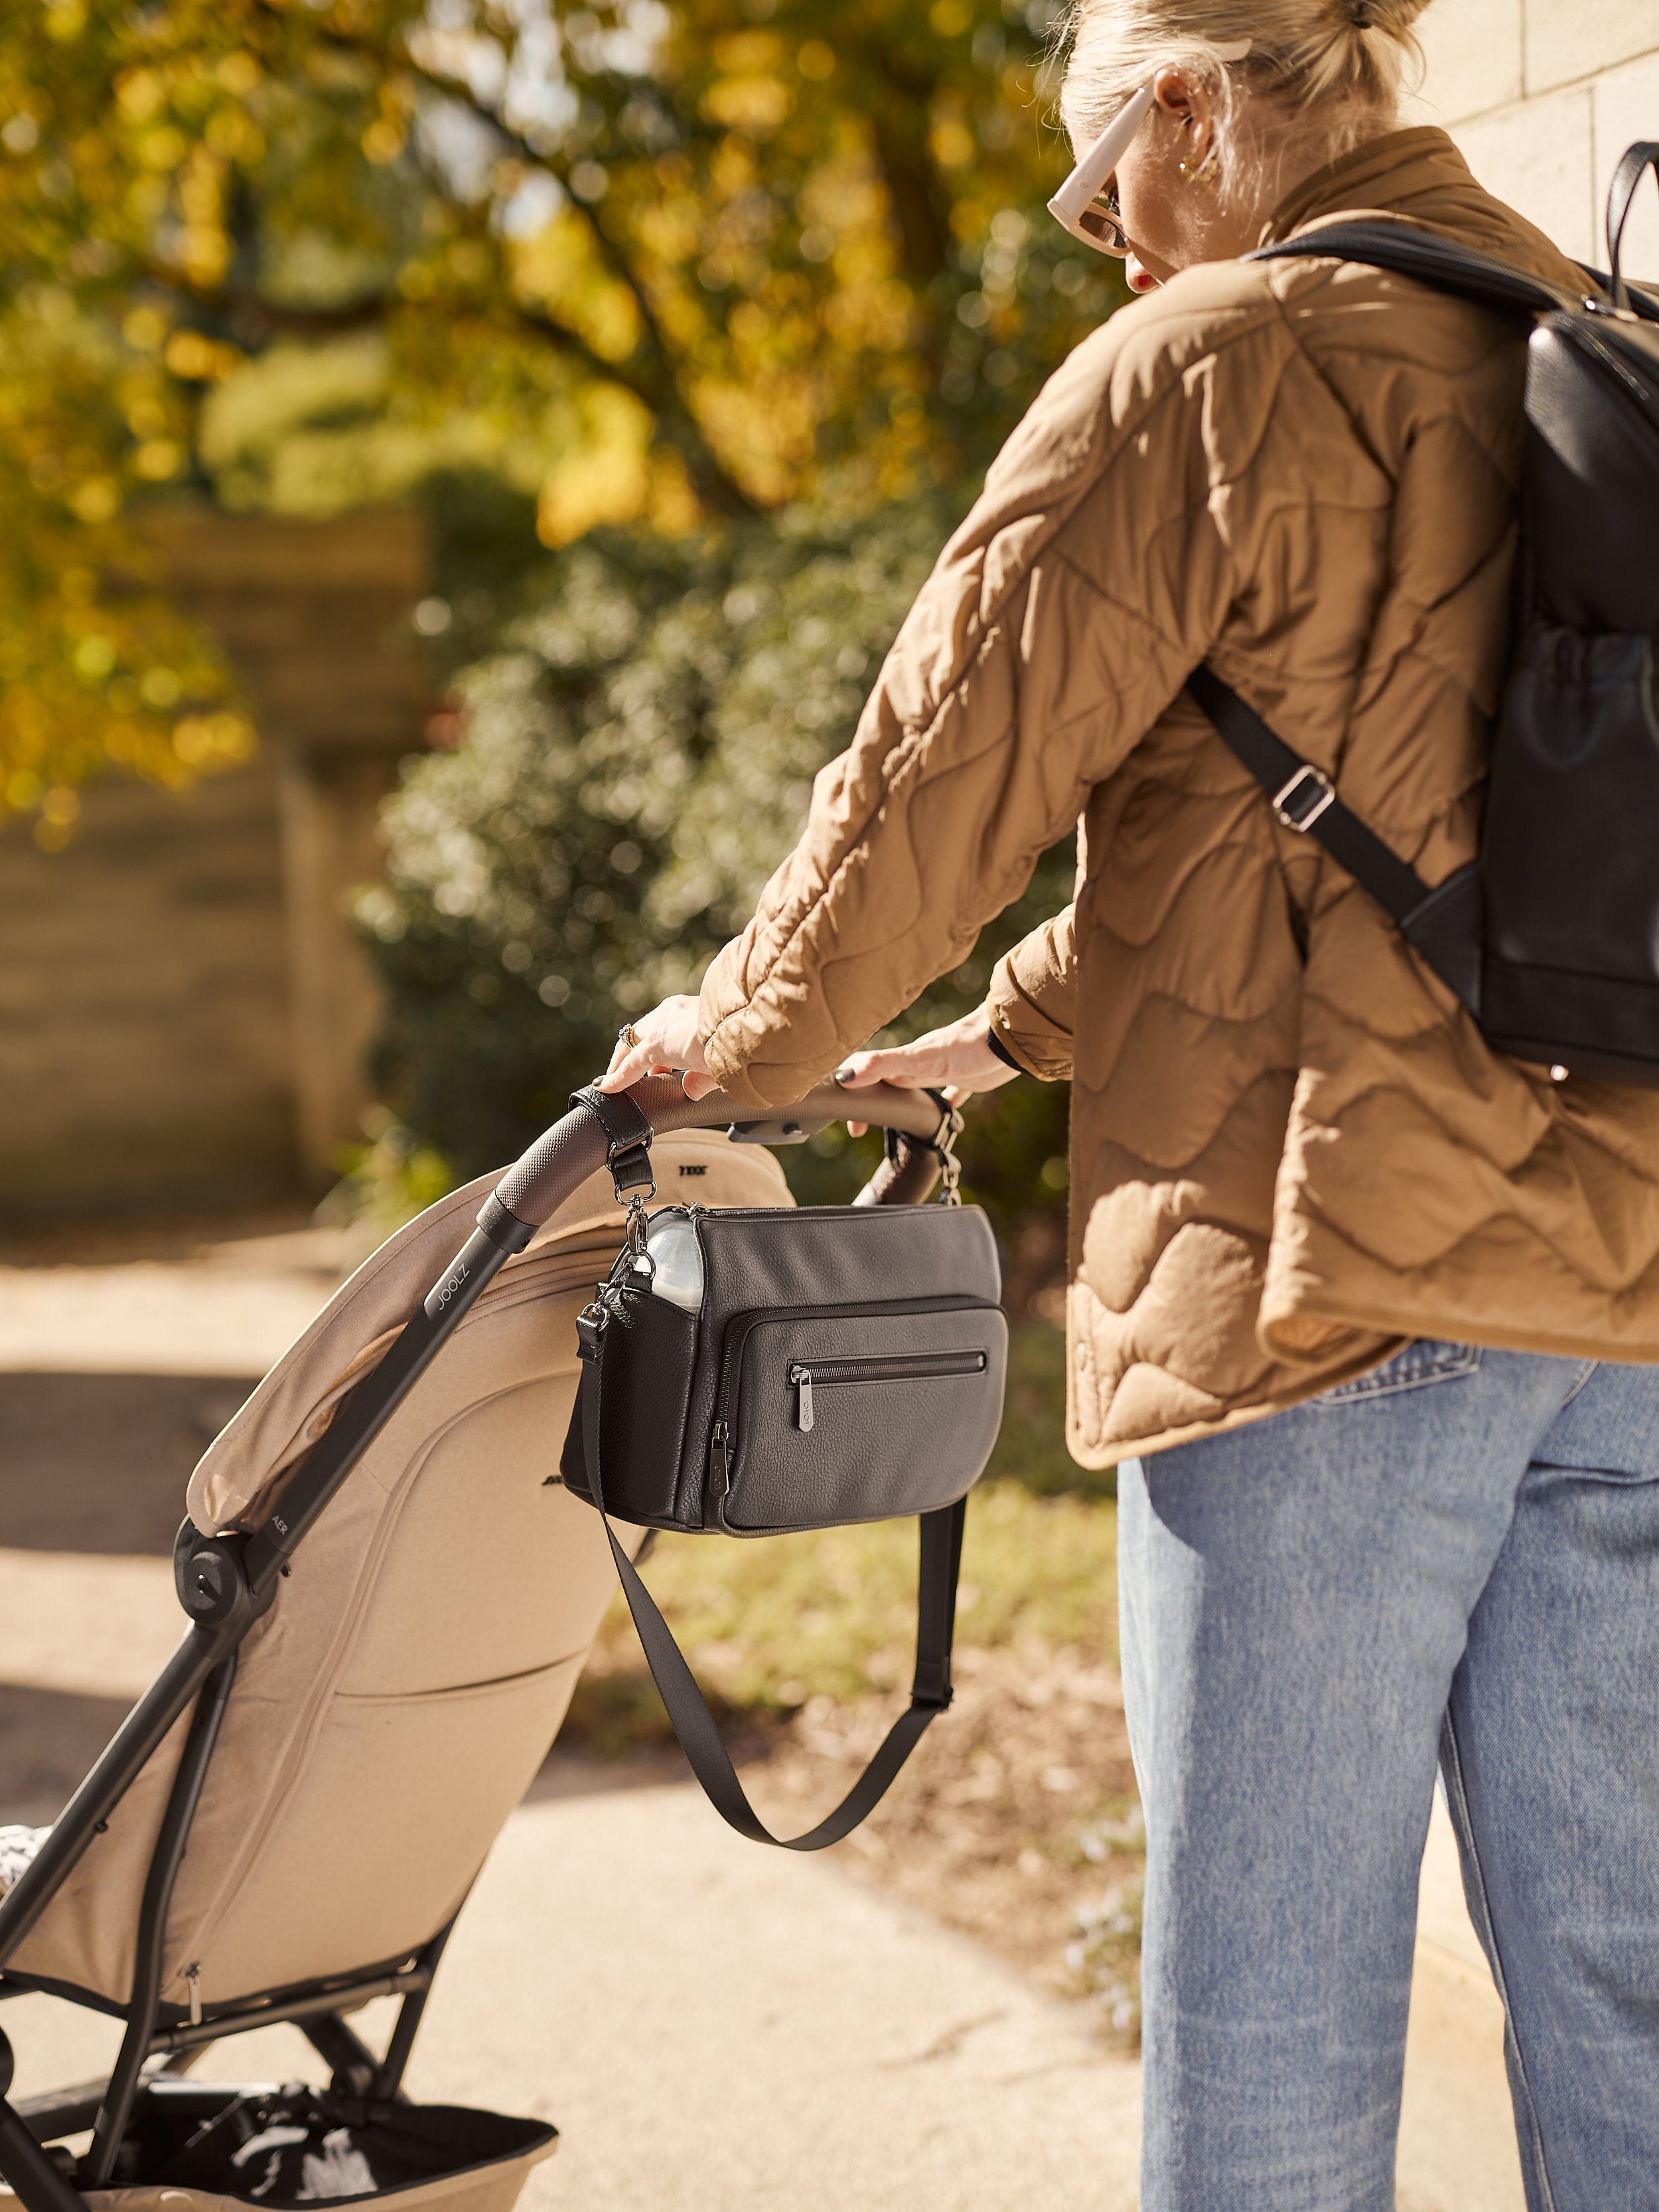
0, 1076, 954, 2212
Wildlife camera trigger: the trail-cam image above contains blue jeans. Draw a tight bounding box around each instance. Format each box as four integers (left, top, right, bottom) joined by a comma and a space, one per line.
1119, 1345, 1659, 2212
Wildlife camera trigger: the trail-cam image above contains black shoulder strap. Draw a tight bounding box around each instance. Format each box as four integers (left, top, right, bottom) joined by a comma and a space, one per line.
1263, 210, 1659, 329
1251, 220, 1572, 320
577, 1325, 964, 1850
1607, 144, 1659, 316
1187, 666, 1483, 1014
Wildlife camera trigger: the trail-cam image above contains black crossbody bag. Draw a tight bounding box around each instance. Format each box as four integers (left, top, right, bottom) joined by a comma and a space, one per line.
557, 1086, 1009, 1849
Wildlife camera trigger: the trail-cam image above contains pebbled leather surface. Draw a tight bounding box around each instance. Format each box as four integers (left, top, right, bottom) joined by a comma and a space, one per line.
682, 1206, 1001, 1522
724, 1305, 1007, 1532
561, 1288, 699, 1524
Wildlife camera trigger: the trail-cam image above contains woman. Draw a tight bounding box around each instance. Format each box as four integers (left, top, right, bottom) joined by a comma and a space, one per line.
603, 3, 1659, 2205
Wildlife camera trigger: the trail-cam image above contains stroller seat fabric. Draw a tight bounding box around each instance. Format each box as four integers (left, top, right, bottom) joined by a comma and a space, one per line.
3, 1132, 791, 2018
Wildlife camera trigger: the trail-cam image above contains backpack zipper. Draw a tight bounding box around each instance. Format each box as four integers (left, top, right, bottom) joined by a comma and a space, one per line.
788, 1349, 989, 1432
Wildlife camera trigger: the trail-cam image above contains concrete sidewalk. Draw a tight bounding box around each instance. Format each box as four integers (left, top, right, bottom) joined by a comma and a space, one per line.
0, 1770, 1518, 2212
3, 1779, 1145, 2212
0, 1766, 1523, 2212
0, 1228, 1526, 2209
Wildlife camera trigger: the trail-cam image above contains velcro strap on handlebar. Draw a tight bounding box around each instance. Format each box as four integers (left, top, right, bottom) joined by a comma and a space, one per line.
571, 1084, 656, 1201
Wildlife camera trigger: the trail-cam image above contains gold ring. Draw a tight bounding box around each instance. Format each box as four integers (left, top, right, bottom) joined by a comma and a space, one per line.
618, 1023, 641, 1049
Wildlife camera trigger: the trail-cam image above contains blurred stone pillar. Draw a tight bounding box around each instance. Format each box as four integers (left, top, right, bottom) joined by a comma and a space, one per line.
276, 749, 403, 1183
155, 508, 433, 1193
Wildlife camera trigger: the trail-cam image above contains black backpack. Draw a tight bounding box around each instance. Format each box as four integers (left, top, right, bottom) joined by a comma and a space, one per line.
1189, 143, 1659, 1086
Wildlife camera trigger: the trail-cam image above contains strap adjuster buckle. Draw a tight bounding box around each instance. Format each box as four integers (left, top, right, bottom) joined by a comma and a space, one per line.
1272, 764, 1336, 833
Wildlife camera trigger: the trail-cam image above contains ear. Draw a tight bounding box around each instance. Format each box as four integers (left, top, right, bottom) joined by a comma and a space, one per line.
1150, 65, 1213, 141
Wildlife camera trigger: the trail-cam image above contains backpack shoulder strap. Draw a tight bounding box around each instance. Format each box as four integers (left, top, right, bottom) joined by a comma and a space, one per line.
1188, 666, 1483, 1013
1251, 220, 1574, 321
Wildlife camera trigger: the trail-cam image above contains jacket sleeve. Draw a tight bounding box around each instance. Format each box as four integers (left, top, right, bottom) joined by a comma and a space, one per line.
987, 905, 1076, 1082
697, 291, 1263, 1109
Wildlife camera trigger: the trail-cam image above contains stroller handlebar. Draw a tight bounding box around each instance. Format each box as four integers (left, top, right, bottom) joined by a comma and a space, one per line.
214, 1080, 952, 1602
487, 1074, 952, 1231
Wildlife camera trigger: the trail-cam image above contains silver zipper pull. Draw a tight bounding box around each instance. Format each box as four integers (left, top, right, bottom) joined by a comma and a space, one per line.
709, 1422, 732, 1495
185, 1962, 202, 2026
791, 1366, 814, 1432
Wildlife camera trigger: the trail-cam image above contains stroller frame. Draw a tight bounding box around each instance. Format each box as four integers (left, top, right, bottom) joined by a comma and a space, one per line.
0, 1077, 952, 2212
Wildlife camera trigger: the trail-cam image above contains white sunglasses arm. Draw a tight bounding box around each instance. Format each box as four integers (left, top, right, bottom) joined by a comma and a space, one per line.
1046, 42, 1253, 242
1047, 82, 1156, 235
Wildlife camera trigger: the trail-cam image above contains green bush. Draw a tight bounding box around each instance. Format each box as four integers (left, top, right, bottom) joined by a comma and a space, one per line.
358, 491, 1074, 1245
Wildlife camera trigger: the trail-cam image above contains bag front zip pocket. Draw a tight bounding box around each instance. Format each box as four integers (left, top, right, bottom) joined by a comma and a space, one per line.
705, 1299, 1008, 1534
788, 1350, 989, 1433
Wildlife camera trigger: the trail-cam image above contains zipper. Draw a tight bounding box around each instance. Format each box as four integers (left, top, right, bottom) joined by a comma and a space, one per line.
711, 1297, 987, 1449
709, 1421, 732, 1495
703, 1295, 996, 1512
185, 1961, 202, 2026
788, 1350, 988, 1432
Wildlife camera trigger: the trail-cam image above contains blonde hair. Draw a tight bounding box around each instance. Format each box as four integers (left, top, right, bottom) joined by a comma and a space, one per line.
1058, 0, 1431, 184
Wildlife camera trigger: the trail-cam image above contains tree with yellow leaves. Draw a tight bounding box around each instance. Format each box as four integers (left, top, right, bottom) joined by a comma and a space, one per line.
0, 0, 1118, 840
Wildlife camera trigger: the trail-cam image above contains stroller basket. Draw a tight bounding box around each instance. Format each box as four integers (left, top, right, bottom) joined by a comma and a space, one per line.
0, 2079, 559, 2212
1, 2079, 555, 2212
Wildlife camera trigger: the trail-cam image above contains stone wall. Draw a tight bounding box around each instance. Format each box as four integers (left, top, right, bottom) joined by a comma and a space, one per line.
1412, 0, 1659, 269
0, 759, 296, 1220
0, 511, 430, 1224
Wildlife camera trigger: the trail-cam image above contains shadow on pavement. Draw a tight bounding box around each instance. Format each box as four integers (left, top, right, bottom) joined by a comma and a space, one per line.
0, 1372, 255, 1554
0, 1683, 139, 1827
0, 1370, 257, 1820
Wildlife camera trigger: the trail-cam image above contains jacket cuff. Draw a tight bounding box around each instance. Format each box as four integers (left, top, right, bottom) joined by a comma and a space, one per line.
987, 954, 1074, 1084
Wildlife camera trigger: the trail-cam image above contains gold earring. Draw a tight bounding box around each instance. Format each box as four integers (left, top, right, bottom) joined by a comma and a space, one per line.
1179, 145, 1220, 188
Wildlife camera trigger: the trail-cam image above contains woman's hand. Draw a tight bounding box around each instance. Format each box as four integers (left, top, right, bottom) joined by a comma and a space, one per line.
597, 995, 721, 1098
835, 1007, 1020, 1134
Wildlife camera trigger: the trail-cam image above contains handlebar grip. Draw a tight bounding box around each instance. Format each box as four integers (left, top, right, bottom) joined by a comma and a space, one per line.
485, 1075, 952, 1230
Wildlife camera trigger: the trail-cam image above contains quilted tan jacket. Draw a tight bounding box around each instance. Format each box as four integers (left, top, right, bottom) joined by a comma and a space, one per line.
700, 128, 1659, 1465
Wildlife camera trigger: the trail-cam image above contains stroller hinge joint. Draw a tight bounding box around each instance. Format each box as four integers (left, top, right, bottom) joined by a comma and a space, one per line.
175, 1533, 267, 1634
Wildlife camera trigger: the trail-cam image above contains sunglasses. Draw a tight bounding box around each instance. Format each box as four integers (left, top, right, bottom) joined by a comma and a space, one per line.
1048, 40, 1252, 259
